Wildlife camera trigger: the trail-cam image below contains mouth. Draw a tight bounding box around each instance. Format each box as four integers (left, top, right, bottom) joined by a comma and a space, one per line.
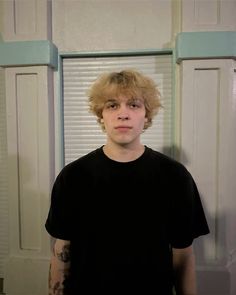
115, 126, 132, 130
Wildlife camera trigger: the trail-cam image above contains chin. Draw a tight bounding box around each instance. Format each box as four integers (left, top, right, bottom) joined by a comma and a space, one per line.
115, 138, 136, 146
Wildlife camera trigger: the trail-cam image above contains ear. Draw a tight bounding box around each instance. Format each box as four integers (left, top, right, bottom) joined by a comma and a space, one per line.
144, 117, 148, 122
100, 118, 104, 123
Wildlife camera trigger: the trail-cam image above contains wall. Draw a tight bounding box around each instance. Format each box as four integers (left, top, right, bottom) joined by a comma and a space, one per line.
0, 1, 54, 295
0, 0, 9, 285
52, 0, 174, 52
0, 0, 235, 295
180, 1, 236, 295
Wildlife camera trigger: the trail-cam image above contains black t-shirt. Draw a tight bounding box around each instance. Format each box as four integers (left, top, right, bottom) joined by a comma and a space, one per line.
45, 146, 209, 295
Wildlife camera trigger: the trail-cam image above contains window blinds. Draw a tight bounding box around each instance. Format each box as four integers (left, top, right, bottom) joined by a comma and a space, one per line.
62, 54, 173, 166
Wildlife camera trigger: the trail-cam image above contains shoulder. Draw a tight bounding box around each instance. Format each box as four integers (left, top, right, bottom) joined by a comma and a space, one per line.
146, 147, 190, 177
56, 147, 102, 180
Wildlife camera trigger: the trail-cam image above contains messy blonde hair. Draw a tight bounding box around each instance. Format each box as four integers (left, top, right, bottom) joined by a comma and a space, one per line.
88, 69, 162, 130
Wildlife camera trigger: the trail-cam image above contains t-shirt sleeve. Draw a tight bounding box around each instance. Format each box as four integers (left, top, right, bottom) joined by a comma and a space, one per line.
45, 170, 73, 240
170, 167, 210, 248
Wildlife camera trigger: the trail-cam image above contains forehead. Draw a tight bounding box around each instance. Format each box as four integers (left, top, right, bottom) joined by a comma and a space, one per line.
102, 83, 142, 100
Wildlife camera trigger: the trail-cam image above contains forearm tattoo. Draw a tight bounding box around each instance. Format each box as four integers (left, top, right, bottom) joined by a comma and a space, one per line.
49, 274, 70, 295
56, 244, 71, 263
49, 243, 71, 295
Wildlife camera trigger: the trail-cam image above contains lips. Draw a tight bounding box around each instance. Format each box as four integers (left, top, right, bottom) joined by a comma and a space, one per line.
115, 126, 132, 130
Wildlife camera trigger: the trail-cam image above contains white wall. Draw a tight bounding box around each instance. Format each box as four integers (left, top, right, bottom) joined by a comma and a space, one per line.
52, 0, 174, 52
180, 1, 236, 295
1, 1, 54, 294
181, 59, 236, 295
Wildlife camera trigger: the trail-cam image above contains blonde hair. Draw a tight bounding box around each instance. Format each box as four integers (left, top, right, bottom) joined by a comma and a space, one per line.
88, 69, 162, 130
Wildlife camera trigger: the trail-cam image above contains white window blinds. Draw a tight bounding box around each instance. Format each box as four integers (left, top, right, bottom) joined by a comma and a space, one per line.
62, 54, 173, 166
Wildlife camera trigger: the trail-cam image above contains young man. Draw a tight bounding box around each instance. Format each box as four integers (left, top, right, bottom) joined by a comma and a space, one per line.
45, 69, 210, 295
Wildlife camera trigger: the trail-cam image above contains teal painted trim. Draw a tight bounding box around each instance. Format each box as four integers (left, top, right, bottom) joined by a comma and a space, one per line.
171, 51, 177, 159
58, 56, 65, 168
60, 48, 173, 58
176, 31, 236, 63
0, 40, 58, 69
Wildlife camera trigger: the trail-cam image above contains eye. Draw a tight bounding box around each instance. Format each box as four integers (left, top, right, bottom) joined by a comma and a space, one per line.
128, 100, 143, 109
130, 103, 139, 108
104, 101, 118, 109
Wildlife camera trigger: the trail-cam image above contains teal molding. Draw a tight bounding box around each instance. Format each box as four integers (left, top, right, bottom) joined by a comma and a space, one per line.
176, 31, 236, 63
0, 40, 58, 69
60, 48, 173, 58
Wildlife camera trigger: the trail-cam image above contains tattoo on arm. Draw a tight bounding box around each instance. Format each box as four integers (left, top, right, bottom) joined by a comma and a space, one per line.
56, 244, 71, 263
52, 282, 60, 294
50, 276, 70, 295
49, 240, 71, 295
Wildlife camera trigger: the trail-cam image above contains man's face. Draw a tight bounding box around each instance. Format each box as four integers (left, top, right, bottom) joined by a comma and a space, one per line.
101, 95, 147, 147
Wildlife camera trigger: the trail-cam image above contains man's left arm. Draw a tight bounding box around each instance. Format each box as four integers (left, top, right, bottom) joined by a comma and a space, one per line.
172, 245, 197, 295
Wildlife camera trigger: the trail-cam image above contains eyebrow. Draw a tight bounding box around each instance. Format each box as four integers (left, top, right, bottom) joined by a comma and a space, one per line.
128, 98, 143, 102
105, 97, 143, 103
105, 99, 117, 103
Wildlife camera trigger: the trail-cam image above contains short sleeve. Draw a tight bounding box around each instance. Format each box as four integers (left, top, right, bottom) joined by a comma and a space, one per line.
45, 170, 73, 240
170, 167, 210, 248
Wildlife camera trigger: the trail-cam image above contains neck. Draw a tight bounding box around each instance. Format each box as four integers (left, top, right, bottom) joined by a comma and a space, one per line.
103, 142, 145, 162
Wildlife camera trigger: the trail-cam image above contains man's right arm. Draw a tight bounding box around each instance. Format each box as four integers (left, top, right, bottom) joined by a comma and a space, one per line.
49, 238, 71, 295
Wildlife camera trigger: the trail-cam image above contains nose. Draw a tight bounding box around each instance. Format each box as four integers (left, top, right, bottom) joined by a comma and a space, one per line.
117, 104, 130, 120
117, 110, 129, 120
118, 114, 129, 120
117, 102, 130, 121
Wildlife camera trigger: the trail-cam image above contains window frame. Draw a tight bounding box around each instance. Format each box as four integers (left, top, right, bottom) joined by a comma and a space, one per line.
57, 49, 175, 168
